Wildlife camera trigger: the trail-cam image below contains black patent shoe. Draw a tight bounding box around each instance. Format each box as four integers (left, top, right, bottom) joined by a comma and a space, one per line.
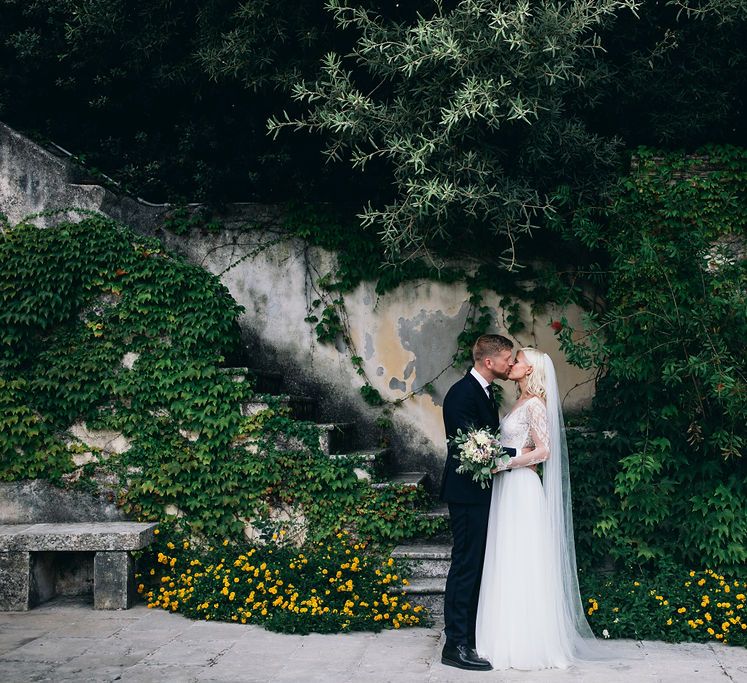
441, 642, 492, 671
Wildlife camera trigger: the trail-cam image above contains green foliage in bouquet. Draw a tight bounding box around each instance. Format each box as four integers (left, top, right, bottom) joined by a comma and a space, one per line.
450, 427, 509, 489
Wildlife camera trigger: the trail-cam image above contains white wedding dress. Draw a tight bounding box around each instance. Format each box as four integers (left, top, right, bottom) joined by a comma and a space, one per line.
475, 365, 605, 671
475, 396, 574, 669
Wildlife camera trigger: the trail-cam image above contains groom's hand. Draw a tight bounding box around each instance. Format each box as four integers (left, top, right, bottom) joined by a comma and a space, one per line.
504, 448, 538, 472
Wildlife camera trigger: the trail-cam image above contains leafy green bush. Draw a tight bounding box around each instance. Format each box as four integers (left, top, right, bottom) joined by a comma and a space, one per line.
138, 523, 428, 634
581, 565, 747, 646
566, 424, 632, 571
560, 147, 747, 571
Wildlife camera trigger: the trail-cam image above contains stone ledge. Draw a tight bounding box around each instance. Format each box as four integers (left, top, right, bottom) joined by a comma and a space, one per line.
392, 543, 452, 560
0, 522, 157, 552
0, 480, 126, 524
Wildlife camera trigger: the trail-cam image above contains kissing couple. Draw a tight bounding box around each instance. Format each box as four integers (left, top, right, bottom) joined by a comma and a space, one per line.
439, 334, 603, 671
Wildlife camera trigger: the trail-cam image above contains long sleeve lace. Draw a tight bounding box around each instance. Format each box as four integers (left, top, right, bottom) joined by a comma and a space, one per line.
508, 398, 550, 469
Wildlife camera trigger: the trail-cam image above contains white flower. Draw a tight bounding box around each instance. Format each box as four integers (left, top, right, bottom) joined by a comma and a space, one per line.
453, 427, 503, 487
602, 629, 610, 639
474, 432, 490, 447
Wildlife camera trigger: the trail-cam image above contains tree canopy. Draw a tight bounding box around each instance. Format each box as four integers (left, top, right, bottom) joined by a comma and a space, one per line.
269, 0, 638, 262
0, 0, 745, 251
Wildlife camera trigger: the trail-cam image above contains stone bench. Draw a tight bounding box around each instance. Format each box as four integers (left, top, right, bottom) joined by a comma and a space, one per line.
0, 522, 157, 611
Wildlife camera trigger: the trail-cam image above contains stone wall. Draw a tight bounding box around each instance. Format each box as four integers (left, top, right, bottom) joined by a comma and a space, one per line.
0, 121, 161, 231
0, 120, 595, 486
0, 481, 125, 524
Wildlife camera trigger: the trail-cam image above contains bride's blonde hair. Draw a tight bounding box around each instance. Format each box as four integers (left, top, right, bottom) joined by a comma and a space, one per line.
518, 347, 547, 400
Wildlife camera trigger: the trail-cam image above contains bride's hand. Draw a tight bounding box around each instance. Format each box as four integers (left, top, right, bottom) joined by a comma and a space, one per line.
491, 457, 512, 474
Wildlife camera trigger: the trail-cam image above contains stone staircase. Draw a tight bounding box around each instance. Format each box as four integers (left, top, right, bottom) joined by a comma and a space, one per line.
70, 360, 454, 616
227, 363, 453, 618
388, 503, 452, 619
227, 365, 437, 489
391, 542, 451, 617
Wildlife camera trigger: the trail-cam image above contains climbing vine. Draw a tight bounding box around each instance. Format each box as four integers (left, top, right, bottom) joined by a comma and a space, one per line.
0, 212, 443, 547
558, 146, 747, 571
283, 204, 575, 414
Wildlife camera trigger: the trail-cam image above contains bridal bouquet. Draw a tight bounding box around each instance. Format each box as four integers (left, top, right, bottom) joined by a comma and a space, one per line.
450, 427, 511, 489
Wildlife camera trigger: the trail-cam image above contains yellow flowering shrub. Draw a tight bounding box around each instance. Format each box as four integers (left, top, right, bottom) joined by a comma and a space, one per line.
581, 566, 747, 646
138, 523, 428, 634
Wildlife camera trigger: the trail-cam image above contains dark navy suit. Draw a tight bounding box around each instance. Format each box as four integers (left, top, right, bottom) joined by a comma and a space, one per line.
440, 371, 516, 647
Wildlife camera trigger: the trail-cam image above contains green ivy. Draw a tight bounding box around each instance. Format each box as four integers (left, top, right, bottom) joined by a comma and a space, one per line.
160, 205, 223, 236
0, 377, 71, 481
559, 146, 747, 571
0, 213, 444, 548
285, 204, 464, 296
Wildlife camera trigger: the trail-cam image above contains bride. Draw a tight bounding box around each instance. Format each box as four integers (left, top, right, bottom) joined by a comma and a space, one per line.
475, 347, 599, 669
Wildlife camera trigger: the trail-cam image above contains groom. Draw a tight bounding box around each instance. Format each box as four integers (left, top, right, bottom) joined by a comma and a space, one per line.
439, 334, 516, 671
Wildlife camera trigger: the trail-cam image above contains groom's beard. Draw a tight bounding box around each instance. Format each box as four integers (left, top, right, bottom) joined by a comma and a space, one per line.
493, 371, 510, 381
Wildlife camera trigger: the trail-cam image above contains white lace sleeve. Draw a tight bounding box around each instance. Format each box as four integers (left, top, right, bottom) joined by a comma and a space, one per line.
508, 398, 550, 469
527, 398, 550, 453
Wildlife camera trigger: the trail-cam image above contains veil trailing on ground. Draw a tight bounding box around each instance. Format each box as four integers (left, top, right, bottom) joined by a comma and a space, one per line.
542, 353, 601, 657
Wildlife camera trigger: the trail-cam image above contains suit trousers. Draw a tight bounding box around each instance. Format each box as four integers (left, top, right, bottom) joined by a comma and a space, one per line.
443, 502, 490, 646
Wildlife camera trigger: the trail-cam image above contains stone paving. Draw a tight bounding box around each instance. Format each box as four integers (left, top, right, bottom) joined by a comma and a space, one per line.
1, 598, 746, 682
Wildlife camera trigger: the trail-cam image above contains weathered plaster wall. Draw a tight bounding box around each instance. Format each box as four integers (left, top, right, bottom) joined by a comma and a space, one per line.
151, 225, 594, 484
0, 120, 595, 488
0, 121, 165, 231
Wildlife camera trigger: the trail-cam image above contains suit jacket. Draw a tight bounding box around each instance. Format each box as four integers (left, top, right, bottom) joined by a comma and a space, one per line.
439, 371, 515, 505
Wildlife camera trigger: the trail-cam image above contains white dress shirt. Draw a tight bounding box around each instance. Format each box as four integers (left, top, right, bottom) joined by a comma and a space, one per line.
470, 367, 492, 398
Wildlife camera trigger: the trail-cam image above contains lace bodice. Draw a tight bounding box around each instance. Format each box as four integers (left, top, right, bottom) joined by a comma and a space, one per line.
500, 396, 549, 452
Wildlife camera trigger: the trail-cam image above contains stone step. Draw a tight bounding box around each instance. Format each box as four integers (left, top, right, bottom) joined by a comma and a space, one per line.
421, 504, 449, 522
220, 367, 284, 394
236, 421, 356, 455
316, 422, 356, 455
391, 576, 446, 617
400, 576, 446, 595
371, 472, 427, 490
241, 395, 317, 421
391, 543, 452, 578
329, 449, 390, 480
418, 504, 453, 543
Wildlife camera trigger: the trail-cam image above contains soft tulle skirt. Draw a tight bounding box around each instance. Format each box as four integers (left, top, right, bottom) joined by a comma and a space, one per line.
475, 468, 574, 670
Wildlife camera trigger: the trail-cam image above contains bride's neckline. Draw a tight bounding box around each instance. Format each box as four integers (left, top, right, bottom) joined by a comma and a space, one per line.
505, 394, 543, 417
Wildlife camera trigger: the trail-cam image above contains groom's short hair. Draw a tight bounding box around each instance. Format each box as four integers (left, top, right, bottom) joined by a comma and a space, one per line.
472, 334, 513, 363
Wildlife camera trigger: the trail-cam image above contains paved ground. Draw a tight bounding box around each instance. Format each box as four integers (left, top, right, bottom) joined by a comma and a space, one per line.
1, 599, 746, 682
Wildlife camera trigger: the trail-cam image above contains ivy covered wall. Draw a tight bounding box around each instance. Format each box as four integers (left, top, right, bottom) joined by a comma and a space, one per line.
0, 120, 595, 485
